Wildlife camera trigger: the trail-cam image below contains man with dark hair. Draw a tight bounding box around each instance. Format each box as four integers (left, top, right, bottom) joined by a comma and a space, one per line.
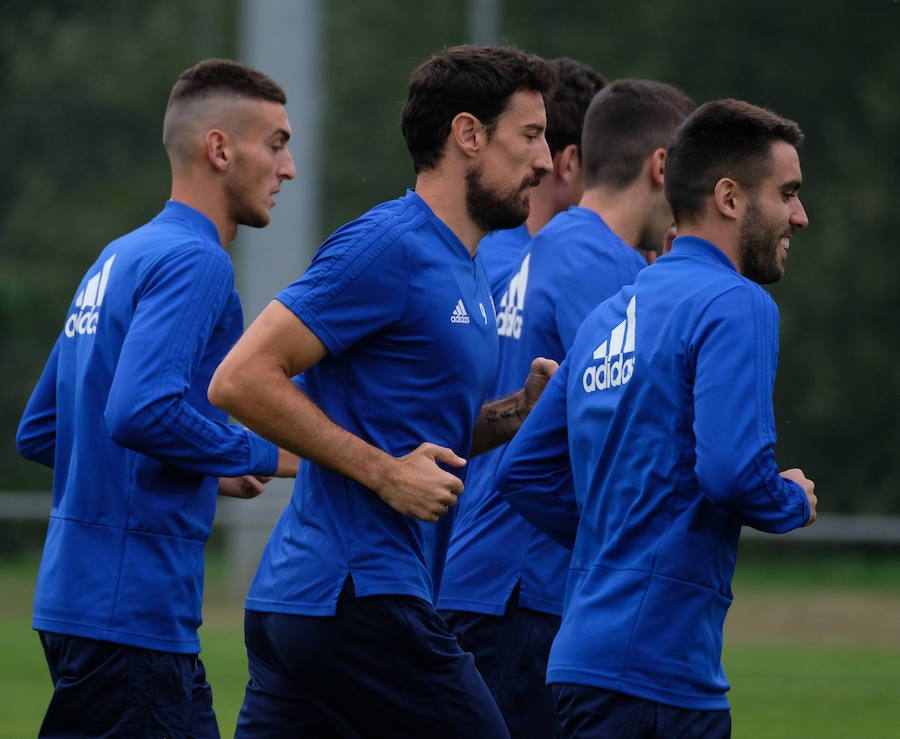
437, 78, 695, 738
478, 57, 607, 297
16, 59, 300, 738
208, 44, 557, 738
495, 98, 817, 737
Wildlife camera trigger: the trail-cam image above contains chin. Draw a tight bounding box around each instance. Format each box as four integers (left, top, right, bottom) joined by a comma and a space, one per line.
241, 211, 271, 229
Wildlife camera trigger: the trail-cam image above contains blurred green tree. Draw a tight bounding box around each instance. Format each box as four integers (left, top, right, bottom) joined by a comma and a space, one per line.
2, 0, 898, 513
0, 0, 234, 488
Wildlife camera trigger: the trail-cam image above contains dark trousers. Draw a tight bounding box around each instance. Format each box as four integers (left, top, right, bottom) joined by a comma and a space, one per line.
442, 585, 562, 739
551, 683, 732, 739
38, 631, 219, 738
235, 577, 510, 738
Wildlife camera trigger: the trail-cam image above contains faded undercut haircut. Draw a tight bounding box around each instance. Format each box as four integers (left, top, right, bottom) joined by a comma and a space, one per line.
162, 58, 287, 159
581, 78, 695, 190
401, 44, 558, 174
665, 98, 804, 224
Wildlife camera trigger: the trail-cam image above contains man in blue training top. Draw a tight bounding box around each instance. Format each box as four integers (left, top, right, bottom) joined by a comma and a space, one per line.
478, 57, 606, 300
16, 59, 301, 738
437, 78, 695, 738
208, 45, 558, 738
496, 98, 818, 738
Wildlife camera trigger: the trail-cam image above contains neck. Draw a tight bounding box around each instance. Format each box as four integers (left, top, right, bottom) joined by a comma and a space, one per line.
170, 178, 234, 248
414, 169, 483, 256
522, 176, 559, 236
675, 222, 741, 271
579, 184, 649, 250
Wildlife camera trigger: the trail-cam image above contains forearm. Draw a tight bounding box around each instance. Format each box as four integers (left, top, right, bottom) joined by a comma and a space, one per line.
16, 403, 57, 467
105, 393, 278, 478
501, 469, 579, 549
211, 367, 394, 492
16, 340, 60, 467
470, 388, 528, 457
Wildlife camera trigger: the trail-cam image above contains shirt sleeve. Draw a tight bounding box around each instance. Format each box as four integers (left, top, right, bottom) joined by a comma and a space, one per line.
104, 245, 278, 477
496, 356, 579, 548
16, 337, 61, 468
692, 285, 810, 532
276, 224, 410, 356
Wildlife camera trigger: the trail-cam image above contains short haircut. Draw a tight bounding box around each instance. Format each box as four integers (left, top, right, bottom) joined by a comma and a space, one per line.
581, 78, 695, 190
544, 57, 607, 156
401, 45, 558, 174
665, 99, 805, 224
163, 58, 287, 157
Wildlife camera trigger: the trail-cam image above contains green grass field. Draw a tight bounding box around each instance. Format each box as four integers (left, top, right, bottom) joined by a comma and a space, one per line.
1, 552, 898, 738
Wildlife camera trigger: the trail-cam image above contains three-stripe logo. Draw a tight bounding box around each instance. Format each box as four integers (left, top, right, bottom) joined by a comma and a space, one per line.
64, 255, 116, 338
582, 295, 636, 393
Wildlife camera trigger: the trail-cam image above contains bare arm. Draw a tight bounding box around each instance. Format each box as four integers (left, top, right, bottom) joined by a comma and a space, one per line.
218, 475, 268, 500
470, 356, 558, 457
208, 300, 464, 521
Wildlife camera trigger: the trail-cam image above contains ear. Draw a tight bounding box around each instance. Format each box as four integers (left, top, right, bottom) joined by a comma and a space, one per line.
713, 178, 740, 221
450, 112, 484, 159
555, 143, 582, 184
205, 129, 230, 172
648, 147, 666, 190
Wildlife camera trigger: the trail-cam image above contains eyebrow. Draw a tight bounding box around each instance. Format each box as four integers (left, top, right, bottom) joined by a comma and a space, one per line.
781, 179, 802, 192
272, 127, 292, 143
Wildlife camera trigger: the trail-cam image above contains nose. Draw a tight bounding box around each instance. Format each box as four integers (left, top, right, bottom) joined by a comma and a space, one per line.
791, 197, 809, 230
280, 149, 297, 181
534, 136, 552, 176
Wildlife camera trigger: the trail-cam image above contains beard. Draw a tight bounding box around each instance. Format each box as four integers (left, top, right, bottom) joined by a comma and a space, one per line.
225, 157, 271, 229
465, 163, 540, 233
739, 198, 786, 285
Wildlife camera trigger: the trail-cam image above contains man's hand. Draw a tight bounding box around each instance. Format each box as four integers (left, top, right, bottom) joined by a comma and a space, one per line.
780, 468, 817, 525
372, 443, 466, 523
523, 357, 559, 413
218, 475, 269, 499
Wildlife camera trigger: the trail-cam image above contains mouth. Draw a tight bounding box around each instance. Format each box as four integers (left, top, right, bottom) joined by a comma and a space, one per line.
776, 235, 791, 262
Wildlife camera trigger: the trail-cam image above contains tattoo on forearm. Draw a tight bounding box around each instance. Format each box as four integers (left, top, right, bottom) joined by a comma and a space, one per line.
482, 400, 524, 425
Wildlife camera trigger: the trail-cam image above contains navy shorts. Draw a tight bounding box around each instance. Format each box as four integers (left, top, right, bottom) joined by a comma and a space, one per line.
236, 577, 509, 738
442, 585, 562, 738
37, 631, 219, 738
550, 683, 731, 739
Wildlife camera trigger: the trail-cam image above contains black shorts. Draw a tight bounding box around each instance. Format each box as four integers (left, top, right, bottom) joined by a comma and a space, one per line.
550, 683, 731, 739
442, 585, 562, 738
235, 577, 510, 738
38, 631, 218, 738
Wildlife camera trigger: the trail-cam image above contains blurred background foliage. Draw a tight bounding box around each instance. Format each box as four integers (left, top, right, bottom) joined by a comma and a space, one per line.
2, 0, 898, 512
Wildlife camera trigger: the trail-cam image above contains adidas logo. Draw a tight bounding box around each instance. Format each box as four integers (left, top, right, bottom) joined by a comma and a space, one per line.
582, 295, 636, 393
496, 253, 530, 339
450, 299, 471, 324
64, 254, 116, 338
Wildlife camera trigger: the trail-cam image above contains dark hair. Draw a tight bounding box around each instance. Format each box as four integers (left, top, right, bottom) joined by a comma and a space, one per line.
167, 58, 287, 107
665, 99, 804, 223
401, 45, 557, 173
581, 78, 695, 189
544, 57, 607, 156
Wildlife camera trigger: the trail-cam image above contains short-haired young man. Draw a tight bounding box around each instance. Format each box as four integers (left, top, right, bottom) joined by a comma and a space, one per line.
17, 59, 300, 738
496, 98, 818, 738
